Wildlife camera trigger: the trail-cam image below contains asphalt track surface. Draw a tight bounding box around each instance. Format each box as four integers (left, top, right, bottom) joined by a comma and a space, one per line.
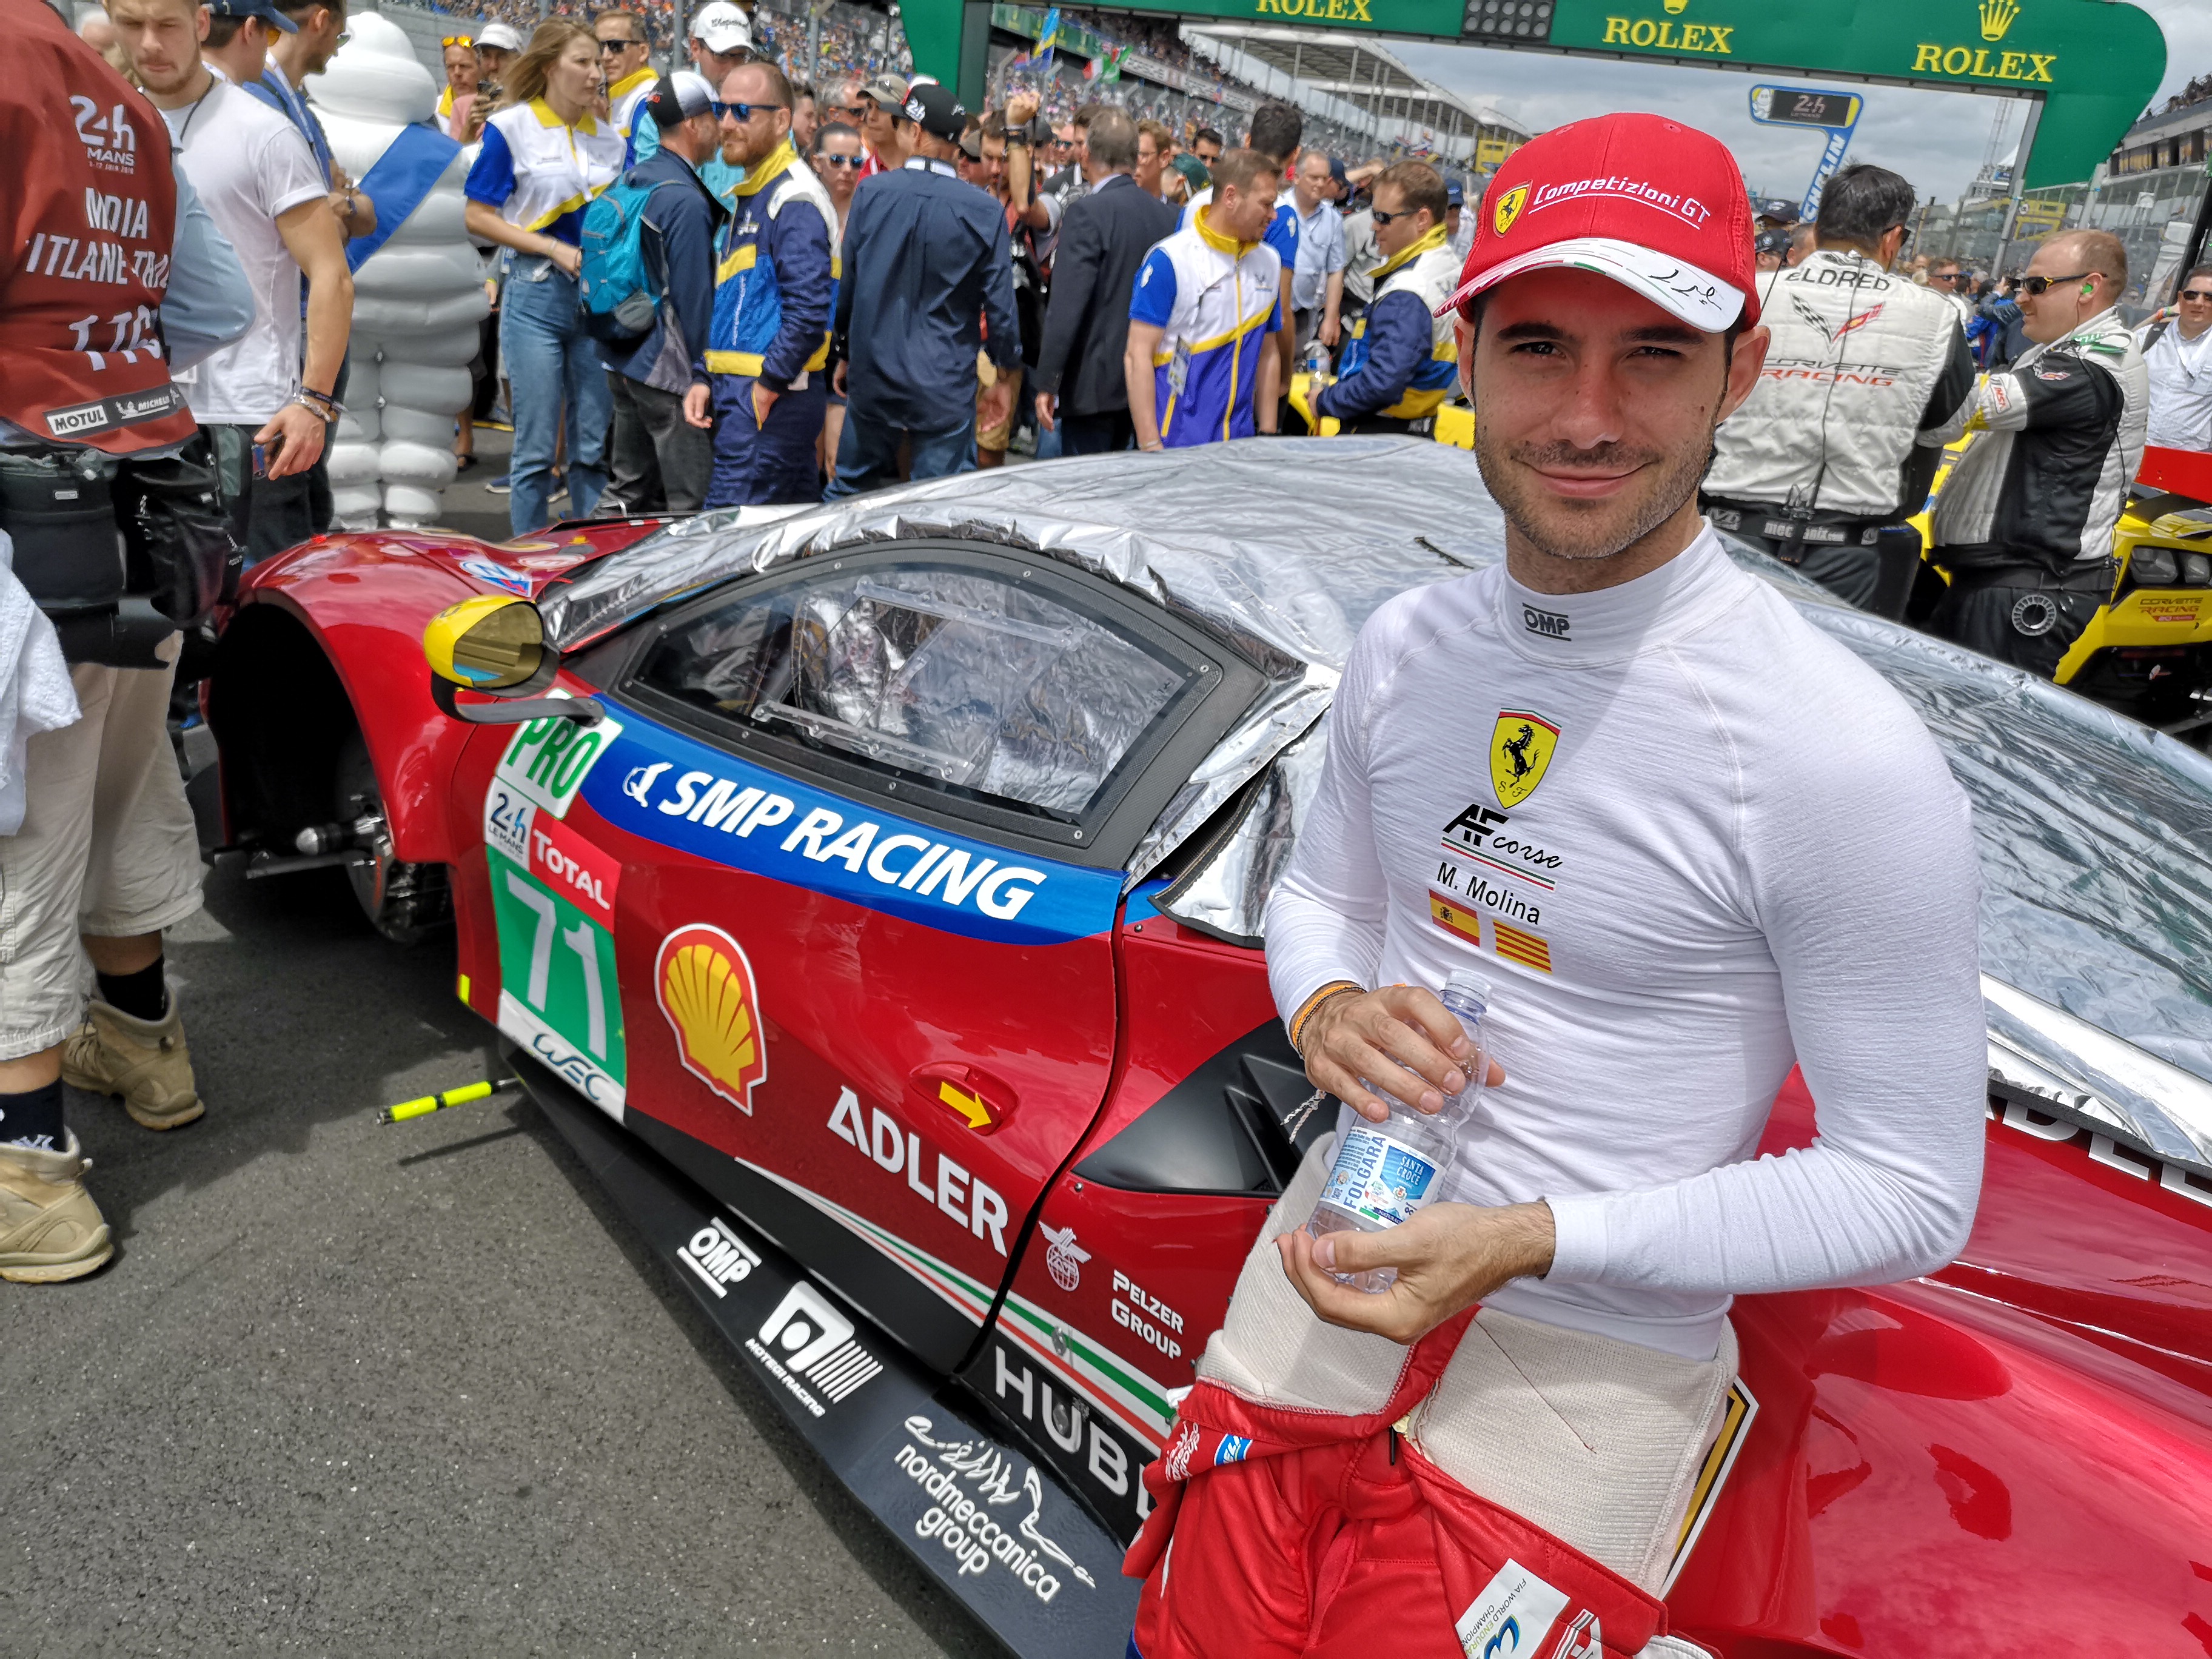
0, 438, 1002, 1658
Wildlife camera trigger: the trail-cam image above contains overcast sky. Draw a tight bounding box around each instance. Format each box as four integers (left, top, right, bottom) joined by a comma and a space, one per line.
1393, 0, 2212, 206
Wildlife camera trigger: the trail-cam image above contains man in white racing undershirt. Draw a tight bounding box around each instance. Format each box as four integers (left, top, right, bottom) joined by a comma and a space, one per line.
1127, 113, 1986, 1657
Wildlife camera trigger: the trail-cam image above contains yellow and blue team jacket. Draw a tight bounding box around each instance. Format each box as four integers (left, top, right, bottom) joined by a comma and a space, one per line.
1315, 225, 1460, 424
1129, 207, 1282, 447
706, 141, 839, 391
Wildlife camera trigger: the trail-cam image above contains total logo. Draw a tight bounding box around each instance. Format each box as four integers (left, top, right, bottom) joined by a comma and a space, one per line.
742, 1282, 883, 1416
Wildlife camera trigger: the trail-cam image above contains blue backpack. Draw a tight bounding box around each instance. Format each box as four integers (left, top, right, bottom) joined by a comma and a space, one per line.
578, 170, 672, 341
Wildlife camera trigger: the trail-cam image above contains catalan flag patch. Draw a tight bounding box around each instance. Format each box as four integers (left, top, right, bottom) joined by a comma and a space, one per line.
1428, 891, 1482, 946
1492, 918, 1553, 974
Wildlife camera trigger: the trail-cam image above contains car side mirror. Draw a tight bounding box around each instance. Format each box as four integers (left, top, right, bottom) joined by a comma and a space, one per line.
423, 594, 603, 726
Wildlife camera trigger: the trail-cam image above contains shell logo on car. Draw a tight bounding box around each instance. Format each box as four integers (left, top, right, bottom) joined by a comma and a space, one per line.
657, 923, 768, 1113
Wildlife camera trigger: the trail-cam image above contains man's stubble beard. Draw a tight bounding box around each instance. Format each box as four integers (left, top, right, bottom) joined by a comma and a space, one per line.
1473, 427, 1714, 565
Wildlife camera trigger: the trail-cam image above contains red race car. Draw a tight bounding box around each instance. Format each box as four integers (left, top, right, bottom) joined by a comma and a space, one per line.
207, 442, 2212, 1658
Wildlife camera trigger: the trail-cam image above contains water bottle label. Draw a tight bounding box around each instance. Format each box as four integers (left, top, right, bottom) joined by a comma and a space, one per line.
1316, 1125, 1442, 1229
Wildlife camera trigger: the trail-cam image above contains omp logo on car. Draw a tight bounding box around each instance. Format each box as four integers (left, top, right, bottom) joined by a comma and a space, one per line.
1454, 1558, 1572, 1659
895, 1413, 1101, 1602
743, 1282, 882, 1413
582, 714, 1121, 945
494, 708, 624, 820
829, 1088, 1010, 1255
676, 1215, 759, 1296
656, 923, 767, 1113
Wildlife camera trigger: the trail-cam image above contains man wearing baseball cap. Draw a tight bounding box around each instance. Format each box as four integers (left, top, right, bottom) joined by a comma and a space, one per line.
855, 72, 912, 179
828, 81, 1015, 493
1126, 113, 1985, 1657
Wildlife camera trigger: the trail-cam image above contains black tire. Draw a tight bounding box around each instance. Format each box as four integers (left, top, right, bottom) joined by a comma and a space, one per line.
333, 728, 451, 945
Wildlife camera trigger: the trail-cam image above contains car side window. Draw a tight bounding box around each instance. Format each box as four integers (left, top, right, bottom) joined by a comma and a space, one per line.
635, 562, 1194, 825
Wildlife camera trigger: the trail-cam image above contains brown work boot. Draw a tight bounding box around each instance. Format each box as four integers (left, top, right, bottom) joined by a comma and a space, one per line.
62, 993, 204, 1130
0, 1132, 112, 1282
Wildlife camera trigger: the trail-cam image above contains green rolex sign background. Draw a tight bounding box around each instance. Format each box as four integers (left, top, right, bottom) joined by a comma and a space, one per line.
1546, 0, 2165, 189
901, 0, 2162, 193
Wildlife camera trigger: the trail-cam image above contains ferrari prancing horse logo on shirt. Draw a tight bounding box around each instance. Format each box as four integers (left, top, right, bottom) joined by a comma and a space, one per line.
1490, 710, 1561, 808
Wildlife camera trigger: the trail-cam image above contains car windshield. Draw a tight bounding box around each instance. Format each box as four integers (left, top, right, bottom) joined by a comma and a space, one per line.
637, 563, 1191, 822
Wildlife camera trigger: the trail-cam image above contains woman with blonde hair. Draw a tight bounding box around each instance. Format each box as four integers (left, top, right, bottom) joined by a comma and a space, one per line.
462, 18, 625, 531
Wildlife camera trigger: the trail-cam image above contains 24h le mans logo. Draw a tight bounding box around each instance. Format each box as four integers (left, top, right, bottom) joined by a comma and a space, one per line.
1490, 710, 1561, 808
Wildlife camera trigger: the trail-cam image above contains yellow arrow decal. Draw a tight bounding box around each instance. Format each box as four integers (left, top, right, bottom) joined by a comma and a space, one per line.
937, 1079, 993, 1131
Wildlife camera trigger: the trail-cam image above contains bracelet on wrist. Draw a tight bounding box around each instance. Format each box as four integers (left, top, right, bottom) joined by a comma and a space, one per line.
291, 383, 346, 419
1289, 980, 1362, 1057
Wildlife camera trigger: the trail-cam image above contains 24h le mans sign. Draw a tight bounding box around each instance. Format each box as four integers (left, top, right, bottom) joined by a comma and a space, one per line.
903, 0, 2162, 193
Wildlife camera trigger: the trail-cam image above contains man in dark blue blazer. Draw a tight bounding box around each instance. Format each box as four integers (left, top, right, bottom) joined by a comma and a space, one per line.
1031, 107, 1179, 457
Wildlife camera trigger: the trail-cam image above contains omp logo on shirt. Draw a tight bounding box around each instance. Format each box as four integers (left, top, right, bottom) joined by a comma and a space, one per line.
1521, 604, 1570, 638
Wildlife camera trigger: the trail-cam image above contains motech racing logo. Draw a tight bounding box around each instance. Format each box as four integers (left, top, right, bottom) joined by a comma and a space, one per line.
745, 1282, 883, 1415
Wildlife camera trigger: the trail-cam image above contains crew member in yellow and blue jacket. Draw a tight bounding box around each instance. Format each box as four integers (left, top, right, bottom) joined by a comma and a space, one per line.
1125, 147, 1284, 451
700, 60, 838, 507
1312, 161, 1460, 435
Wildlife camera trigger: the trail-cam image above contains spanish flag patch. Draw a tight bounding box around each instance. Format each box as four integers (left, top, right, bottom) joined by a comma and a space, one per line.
1492, 919, 1553, 974
1428, 891, 1482, 946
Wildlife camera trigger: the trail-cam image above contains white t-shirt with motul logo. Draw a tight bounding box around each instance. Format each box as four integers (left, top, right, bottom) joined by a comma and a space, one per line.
161, 74, 326, 424
1264, 529, 1988, 1361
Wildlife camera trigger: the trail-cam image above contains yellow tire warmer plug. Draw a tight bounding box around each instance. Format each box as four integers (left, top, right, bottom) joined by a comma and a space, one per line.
378, 1077, 520, 1125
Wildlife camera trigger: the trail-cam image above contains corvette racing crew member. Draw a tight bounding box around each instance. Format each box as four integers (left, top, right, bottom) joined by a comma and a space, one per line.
1701, 163, 1976, 614
1303, 160, 1459, 436
1125, 113, 1987, 1658
1, 2, 253, 1282
1925, 230, 2148, 678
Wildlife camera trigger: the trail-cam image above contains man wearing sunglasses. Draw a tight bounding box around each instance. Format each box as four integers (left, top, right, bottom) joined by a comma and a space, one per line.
2139, 263, 2212, 457
1925, 230, 2148, 677
694, 59, 838, 507
595, 8, 657, 149
1927, 258, 1972, 324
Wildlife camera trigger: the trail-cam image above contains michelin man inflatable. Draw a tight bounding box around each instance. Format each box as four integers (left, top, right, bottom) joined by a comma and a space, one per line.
309, 13, 489, 528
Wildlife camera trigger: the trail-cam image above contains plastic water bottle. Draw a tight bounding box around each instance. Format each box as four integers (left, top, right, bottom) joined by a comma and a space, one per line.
1306, 970, 1493, 1293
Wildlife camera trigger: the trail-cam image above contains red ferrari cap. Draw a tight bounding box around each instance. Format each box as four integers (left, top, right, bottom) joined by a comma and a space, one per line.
1440, 112, 1759, 331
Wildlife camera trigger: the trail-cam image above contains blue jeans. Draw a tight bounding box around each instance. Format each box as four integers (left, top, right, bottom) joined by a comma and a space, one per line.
823, 410, 974, 500
500, 256, 610, 534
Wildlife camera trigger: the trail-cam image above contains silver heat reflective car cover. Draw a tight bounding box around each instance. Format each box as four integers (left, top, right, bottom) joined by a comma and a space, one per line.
536, 443, 2212, 1117
538, 439, 1509, 886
